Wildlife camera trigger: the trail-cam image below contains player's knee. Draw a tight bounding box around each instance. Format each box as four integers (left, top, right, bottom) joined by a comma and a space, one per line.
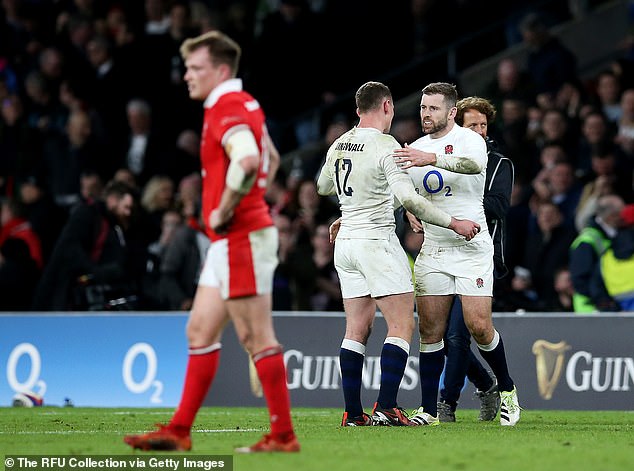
469, 326, 492, 345
186, 317, 215, 345
345, 321, 372, 344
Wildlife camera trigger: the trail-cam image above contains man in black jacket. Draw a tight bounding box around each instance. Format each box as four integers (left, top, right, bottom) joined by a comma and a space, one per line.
32, 181, 138, 310
436, 97, 515, 422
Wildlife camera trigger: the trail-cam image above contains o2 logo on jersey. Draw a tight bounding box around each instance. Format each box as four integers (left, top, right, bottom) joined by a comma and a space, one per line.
421, 170, 452, 196
122, 343, 163, 404
335, 158, 353, 196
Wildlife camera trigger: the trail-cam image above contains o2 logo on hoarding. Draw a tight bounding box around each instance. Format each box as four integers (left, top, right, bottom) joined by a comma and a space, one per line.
122, 343, 163, 404
6, 343, 47, 396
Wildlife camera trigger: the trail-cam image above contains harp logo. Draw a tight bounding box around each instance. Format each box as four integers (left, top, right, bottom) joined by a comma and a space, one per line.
532, 339, 571, 400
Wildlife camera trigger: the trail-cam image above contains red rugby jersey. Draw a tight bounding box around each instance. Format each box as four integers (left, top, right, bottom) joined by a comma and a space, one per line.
200, 79, 273, 241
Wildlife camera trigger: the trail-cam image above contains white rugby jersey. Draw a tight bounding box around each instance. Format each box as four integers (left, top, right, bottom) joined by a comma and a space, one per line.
318, 127, 449, 239
408, 124, 489, 246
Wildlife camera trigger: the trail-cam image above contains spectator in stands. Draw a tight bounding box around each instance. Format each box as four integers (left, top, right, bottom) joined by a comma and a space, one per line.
167, 129, 201, 185
284, 178, 339, 250
281, 115, 349, 181
158, 214, 210, 311
522, 201, 577, 306
174, 172, 202, 231
499, 97, 533, 182
271, 212, 296, 311
569, 194, 625, 313
391, 114, 421, 146
500, 265, 546, 312
594, 203, 634, 311
554, 79, 587, 121
23, 70, 66, 137
36, 46, 64, 90
519, 11, 577, 96
0, 94, 41, 196
120, 98, 167, 186
112, 167, 138, 190
480, 58, 536, 115
552, 267, 575, 312
535, 108, 577, 158
0, 238, 40, 310
17, 175, 66, 263
144, 0, 170, 35
614, 88, 634, 157
139, 175, 175, 243
590, 69, 623, 125
531, 142, 568, 181
289, 222, 342, 311
79, 169, 104, 204
56, 13, 95, 87
531, 160, 582, 230
575, 110, 615, 179
41, 108, 107, 210
505, 177, 532, 276
85, 34, 130, 145
142, 208, 184, 309
57, 77, 108, 147
0, 197, 43, 270
575, 143, 633, 231
265, 168, 291, 219
32, 180, 140, 311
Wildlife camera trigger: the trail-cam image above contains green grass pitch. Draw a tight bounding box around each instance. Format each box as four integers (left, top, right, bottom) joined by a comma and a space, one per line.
1, 407, 633, 471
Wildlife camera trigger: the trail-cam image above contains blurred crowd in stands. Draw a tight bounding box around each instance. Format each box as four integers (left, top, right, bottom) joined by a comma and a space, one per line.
1, 0, 633, 313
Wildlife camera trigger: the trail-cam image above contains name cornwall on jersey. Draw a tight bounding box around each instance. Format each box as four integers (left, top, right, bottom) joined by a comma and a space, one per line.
335, 142, 365, 152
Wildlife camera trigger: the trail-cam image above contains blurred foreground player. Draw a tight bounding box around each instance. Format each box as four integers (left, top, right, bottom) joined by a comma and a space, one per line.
124, 30, 299, 453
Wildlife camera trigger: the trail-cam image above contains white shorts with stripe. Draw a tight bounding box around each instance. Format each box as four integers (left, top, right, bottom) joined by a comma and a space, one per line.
414, 238, 493, 297
334, 232, 413, 299
199, 226, 278, 300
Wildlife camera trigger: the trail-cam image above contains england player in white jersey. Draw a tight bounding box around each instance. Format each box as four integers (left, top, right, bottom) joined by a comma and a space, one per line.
393, 82, 520, 426
317, 81, 480, 427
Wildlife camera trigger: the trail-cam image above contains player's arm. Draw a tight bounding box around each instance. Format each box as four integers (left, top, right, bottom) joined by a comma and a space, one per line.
211, 127, 260, 234
265, 133, 280, 190
316, 149, 336, 196
387, 169, 480, 240
393, 140, 486, 174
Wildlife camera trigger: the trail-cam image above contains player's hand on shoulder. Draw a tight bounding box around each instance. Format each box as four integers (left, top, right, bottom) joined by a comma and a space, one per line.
448, 217, 480, 241
393, 144, 436, 169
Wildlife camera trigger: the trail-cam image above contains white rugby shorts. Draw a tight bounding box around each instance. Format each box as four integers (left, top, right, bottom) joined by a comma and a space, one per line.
334, 232, 414, 299
199, 226, 278, 300
413, 238, 493, 297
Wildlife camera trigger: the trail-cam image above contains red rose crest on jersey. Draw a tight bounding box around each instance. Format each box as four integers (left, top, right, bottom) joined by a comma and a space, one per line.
445, 144, 453, 154
476, 277, 484, 288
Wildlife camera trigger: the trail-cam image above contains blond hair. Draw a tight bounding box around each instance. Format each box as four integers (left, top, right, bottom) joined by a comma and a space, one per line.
180, 30, 241, 76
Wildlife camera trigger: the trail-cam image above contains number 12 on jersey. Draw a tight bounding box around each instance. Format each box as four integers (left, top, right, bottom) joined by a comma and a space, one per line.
335, 158, 353, 196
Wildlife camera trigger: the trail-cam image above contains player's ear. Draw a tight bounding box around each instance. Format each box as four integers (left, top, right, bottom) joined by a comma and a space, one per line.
449, 106, 457, 120
383, 99, 391, 114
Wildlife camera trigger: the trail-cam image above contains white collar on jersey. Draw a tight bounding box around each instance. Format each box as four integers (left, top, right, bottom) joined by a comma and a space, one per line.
204, 78, 243, 109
